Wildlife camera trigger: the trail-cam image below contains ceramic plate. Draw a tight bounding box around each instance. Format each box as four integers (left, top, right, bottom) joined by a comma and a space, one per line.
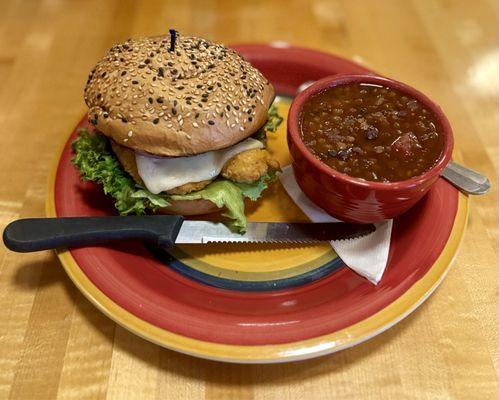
47, 44, 468, 363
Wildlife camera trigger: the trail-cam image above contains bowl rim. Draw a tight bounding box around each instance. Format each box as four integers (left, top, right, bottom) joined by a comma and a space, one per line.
287, 74, 454, 191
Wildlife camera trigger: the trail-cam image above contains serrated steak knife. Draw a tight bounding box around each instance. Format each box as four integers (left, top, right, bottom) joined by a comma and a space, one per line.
3, 216, 375, 252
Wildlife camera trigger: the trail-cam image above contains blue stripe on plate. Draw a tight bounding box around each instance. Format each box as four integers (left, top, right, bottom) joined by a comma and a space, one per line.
148, 245, 344, 292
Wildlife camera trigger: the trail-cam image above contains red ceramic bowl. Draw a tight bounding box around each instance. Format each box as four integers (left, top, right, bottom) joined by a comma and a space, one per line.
287, 74, 454, 223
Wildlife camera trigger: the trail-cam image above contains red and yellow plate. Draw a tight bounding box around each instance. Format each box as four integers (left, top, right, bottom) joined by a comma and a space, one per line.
47, 44, 468, 363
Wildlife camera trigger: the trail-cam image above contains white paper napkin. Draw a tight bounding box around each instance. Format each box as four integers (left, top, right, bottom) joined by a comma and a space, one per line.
279, 166, 393, 284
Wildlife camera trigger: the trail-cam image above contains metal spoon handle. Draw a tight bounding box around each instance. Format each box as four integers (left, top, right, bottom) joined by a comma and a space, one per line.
442, 161, 490, 195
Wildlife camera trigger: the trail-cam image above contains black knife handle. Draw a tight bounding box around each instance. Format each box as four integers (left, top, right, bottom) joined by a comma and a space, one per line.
3, 215, 184, 253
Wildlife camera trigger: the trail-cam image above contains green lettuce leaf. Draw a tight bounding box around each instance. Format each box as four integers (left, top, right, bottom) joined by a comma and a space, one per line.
169, 180, 247, 232
234, 169, 279, 201
169, 171, 278, 233
71, 129, 170, 215
252, 104, 283, 143
264, 104, 284, 132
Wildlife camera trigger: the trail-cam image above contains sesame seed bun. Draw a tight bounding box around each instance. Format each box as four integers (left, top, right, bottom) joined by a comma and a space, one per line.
85, 33, 275, 156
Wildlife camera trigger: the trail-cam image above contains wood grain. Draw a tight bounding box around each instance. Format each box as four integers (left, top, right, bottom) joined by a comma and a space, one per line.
0, 0, 497, 399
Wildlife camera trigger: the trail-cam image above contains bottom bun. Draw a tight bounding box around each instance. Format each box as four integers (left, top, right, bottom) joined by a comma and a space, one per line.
155, 198, 221, 216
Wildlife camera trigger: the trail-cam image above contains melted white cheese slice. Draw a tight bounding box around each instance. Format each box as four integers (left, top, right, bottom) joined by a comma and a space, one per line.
135, 138, 264, 194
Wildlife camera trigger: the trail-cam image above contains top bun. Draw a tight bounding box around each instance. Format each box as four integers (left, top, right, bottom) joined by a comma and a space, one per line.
84, 32, 275, 156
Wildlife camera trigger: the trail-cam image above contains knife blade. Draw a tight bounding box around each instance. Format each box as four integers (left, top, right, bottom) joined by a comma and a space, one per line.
3, 216, 375, 253
175, 220, 375, 244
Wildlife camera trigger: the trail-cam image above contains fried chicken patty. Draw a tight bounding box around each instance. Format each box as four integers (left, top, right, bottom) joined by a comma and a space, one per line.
221, 149, 280, 183
110, 141, 279, 194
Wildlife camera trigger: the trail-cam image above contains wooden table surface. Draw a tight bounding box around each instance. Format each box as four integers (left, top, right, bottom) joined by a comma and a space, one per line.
0, 0, 497, 398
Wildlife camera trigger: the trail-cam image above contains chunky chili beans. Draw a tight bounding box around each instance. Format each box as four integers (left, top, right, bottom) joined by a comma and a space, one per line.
300, 83, 445, 182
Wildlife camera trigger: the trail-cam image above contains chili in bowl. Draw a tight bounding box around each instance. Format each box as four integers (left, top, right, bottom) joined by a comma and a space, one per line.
287, 74, 454, 223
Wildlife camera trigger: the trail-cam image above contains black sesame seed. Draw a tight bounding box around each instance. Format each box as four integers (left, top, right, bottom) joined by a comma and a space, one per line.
158, 67, 164, 77
248, 117, 253, 122
201, 98, 207, 102
103, 113, 109, 118
148, 97, 153, 104
186, 101, 192, 105
101, 72, 106, 78
195, 113, 199, 118
121, 117, 128, 123
96, 93, 102, 99
157, 97, 164, 103
152, 76, 157, 81
217, 82, 222, 87
149, 52, 154, 57
172, 108, 177, 115
234, 105, 239, 110
172, 69, 178, 74
202, 93, 208, 98
208, 85, 214, 91
208, 120, 215, 125
144, 59, 150, 64
167, 62, 174, 67
132, 80, 139, 84
177, 86, 184, 90
120, 57, 124, 62
196, 84, 203, 89
138, 64, 146, 69
226, 105, 231, 111
153, 118, 159, 124
121, 71, 127, 76
173, 100, 178, 106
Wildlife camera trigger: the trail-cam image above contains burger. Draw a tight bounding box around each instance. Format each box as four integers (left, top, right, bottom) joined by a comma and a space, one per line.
72, 32, 282, 232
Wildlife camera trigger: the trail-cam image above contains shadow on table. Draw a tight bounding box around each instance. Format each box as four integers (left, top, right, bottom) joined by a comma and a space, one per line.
13, 253, 425, 386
